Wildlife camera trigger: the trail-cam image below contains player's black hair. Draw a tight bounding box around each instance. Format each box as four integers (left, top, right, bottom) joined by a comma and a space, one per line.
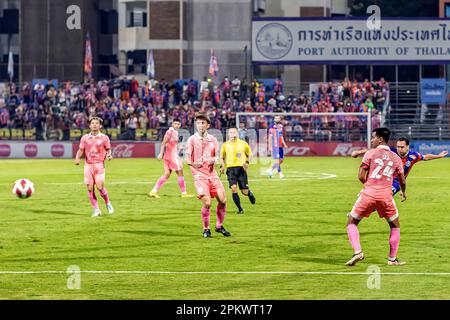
173, 118, 181, 123
89, 116, 103, 125
195, 112, 211, 124
373, 127, 390, 143
397, 137, 410, 146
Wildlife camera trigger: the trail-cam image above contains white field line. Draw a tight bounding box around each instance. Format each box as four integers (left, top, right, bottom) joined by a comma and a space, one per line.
43, 172, 337, 185
0, 271, 450, 276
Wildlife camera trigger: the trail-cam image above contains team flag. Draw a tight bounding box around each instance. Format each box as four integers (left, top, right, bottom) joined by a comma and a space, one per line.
7, 51, 14, 81
147, 50, 155, 79
84, 32, 93, 79
209, 48, 219, 77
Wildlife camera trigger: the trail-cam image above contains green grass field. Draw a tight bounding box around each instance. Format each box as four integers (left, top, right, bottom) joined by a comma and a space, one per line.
1, 157, 450, 300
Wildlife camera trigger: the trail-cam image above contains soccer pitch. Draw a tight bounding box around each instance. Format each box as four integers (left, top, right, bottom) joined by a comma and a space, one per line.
1, 157, 449, 300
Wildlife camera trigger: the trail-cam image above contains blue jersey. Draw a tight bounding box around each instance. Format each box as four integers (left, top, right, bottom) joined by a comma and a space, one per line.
390, 147, 424, 195
390, 147, 424, 179
269, 123, 284, 149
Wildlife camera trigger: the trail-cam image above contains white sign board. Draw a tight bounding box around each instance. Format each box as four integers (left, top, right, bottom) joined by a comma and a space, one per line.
252, 18, 450, 64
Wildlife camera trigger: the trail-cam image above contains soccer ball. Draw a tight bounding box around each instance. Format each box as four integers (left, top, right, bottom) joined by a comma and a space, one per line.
12, 179, 35, 199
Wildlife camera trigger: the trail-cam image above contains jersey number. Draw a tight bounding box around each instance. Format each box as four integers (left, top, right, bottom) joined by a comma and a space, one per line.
369, 159, 394, 180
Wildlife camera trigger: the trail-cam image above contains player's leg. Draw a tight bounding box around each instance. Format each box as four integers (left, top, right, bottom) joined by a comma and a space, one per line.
228, 168, 243, 214
87, 183, 101, 217
231, 184, 243, 214
278, 148, 285, 179
238, 167, 255, 205
382, 200, 405, 266
150, 165, 171, 198
345, 193, 374, 266
95, 181, 114, 215
214, 186, 231, 237
200, 195, 212, 238
267, 149, 279, 177
85, 164, 101, 217
195, 179, 212, 237
175, 169, 193, 197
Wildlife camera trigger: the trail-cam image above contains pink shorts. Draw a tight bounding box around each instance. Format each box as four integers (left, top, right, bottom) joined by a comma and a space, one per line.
84, 163, 105, 185
164, 157, 182, 172
194, 177, 225, 199
350, 192, 399, 222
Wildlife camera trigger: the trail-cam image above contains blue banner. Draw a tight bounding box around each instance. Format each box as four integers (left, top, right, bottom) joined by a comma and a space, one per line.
420, 78, 446, 104
410, 140, 450, 156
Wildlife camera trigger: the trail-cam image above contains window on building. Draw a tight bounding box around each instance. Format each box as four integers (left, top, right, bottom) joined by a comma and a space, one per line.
101, 10, 118, 34
126, 2, 148, 28
373, 65, 395, 82
127, 50, 147, 74
0, 9, 19, 34
445, 4, 450, 18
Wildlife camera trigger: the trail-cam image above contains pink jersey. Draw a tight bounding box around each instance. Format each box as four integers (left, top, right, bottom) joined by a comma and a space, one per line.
361, 145, 404, 200
164, 127, 179, 161
79, 133, 111, 164
185, 133, 220, 180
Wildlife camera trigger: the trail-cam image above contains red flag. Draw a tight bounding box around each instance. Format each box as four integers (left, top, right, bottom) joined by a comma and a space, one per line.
209, 48, 218, 77
84, 32, 93, 79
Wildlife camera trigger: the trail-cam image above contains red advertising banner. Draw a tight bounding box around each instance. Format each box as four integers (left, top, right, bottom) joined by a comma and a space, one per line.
284, 142, 368, 157
71, 142, 156, 158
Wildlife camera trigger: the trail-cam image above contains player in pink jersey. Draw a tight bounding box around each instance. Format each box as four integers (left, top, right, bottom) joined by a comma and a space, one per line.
75, 117, 114, 217
149, 119, 193, 198
346, 128, 407, 266
185, 113, 231, 238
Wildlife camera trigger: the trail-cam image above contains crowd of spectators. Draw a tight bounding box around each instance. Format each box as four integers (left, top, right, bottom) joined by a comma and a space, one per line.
0, 75, 389, 141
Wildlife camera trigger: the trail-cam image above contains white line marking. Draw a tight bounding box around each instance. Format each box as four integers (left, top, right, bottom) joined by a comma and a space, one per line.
0, 271, 450, 276
42, 172, 337, 185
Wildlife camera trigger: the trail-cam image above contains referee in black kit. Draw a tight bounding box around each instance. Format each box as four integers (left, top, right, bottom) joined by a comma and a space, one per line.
219, 127, 256, 214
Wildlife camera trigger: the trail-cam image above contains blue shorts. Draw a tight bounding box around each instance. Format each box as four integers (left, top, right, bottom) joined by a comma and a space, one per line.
272, 147, 284, 160
392, 180, 401, 196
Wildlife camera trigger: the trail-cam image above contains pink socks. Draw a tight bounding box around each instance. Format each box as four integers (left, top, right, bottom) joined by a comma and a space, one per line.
201, 207, 210, 230
178, 176, 186, 194
347, 224, 362, 253
153, 176, 168, 192
88, 191, 98, 209
216, 203, 226, 229
389, 228, 400, 259
98, 188, 110, 204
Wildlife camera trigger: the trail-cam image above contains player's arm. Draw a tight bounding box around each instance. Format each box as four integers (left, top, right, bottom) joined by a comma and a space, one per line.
280, 135, 288, 149
398, 171, 407, 202
244, 142, 253, 171
423, 151, 448, 161
105, 148, 112, 161
158, 134, 169, 161
351, 149, 368, 158
74, 138, 85, 165
219, 143, 226, 175
105, 137, 112, 161
358, 163, 369, 184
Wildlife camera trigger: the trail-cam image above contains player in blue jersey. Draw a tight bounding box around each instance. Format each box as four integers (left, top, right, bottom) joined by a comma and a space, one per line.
352, 137, 448, 195
267, 115, 289, 179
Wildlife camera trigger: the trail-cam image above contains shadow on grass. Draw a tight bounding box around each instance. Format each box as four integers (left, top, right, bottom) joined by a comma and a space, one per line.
29, 209, 80, 216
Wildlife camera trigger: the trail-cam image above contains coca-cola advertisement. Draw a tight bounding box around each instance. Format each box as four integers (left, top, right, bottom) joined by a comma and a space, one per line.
284, 142, 368, 157
71, 142, 156, 159
0, 142, 72, 158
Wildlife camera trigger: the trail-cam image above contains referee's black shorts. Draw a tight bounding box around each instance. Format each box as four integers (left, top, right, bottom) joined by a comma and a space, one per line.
226, 166, 249, 190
